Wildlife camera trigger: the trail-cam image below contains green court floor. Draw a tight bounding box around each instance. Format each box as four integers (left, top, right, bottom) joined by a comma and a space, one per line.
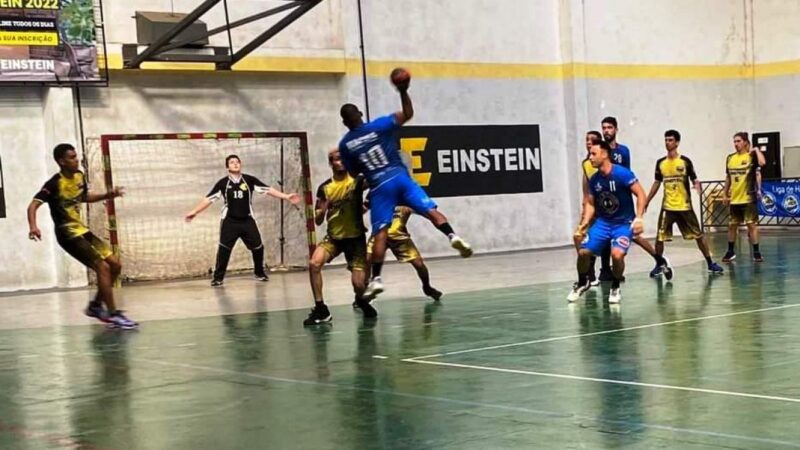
1, 236, 799, 449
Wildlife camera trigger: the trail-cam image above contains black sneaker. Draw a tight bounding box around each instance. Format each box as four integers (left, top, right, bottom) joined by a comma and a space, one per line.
753, 252, 764, 263
211, 280, 224, 287
661, 256, 674, 281
722, 251, 736, 263
423, 286, 443, 301
303, 304, 332, 326
598, 268, 614, 282
254, 274, 269, 282
356, 297, 377, 318
84, 302, 109, 323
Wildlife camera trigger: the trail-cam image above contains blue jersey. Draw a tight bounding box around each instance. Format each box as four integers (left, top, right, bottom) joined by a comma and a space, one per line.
588, 164, 638, 223
338, 114, 408, 187
610, 143, 631, 169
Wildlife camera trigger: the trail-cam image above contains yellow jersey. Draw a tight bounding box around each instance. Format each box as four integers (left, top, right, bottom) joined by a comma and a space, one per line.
316, 174, 366, 239
582, 158, 597, 180
33, 171, 90, 239
654, 154, 697, 211
726, 152, 758, 205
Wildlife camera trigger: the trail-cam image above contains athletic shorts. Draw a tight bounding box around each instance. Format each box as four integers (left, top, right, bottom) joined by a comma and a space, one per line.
581, 218, 633, 256
318, 235, 367, 271
367, 236, 421, 263
657, 210, 703, 241
368, 174, 437, 234
729, 202, 758, 226
57, 232, 114, 268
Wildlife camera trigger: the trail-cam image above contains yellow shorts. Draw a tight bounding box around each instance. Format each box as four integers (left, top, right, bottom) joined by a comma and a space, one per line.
657, 210, 703, 241
729, 202, 759, 226
367, 237, 421, 263
318, 235, 367, 271
57, 232, 114, 268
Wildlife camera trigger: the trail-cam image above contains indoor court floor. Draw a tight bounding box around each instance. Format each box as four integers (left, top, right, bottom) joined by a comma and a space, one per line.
1, 232, 799, 449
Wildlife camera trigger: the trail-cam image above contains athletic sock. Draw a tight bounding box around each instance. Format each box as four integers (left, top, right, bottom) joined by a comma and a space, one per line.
727, 241, 735, 253
436, 222, 455, 239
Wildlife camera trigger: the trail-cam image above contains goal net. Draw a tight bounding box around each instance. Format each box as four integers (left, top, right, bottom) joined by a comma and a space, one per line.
84, 132, 314, 282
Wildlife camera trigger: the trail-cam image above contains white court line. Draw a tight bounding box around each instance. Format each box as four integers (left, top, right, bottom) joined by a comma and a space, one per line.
408, 303, 800, 360
402, 358, 800, 404
133, 357, 800, 448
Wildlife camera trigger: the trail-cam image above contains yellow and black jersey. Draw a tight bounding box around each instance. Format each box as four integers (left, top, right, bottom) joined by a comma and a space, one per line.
582, 158, 597, 181
654, 154, 697, 211
726, 152, 759, 205
387, 206, 413, 241
317, 174, 366, 239
33, 171, 90, 239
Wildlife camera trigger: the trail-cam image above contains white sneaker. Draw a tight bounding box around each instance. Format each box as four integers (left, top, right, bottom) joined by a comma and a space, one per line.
450, 236, 473, 258
608, 287, 622, 304
567, 281, 591, 302
590, 280, 600, 287
364, 277, 385, 300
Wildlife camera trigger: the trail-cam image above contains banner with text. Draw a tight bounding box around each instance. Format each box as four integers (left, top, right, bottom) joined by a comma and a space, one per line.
398, 125, 543, 197
759, 179, 800, 217
0, 0, 101, 83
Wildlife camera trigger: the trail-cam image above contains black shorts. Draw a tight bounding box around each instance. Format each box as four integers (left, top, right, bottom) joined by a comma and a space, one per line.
657, 210, 703, 241
729, 203, 758, 226
318, 235, 367, 271
57, 232, 113, 268
220, 217, 262, 250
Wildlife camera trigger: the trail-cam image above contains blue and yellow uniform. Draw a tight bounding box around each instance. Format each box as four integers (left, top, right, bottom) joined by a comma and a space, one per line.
338, 114, 437, 233
582, 165, 638, 255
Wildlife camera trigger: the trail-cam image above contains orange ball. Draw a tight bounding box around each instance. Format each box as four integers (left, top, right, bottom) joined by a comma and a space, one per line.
390, 67, 411, 86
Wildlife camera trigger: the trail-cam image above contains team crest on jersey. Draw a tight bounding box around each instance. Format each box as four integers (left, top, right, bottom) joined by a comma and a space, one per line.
240, 183, 248, 191
615, 236, 631, 249
598, 191, 620, 214
676, 165, 685, 173
594, 182, 603, 192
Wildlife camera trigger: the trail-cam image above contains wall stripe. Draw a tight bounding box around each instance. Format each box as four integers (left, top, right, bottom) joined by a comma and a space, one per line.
100, 54, 800, 80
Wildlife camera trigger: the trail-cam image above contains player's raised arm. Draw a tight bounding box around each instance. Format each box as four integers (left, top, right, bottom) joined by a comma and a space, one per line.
391, 68, 414, 125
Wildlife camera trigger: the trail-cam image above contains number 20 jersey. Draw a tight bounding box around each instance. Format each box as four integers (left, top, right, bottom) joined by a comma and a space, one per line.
338, 114, 409, 188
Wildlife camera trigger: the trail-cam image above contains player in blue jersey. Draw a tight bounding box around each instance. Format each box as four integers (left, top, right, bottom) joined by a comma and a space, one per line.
569, 140, 648, 304
600, 116, 669, 281
338, 71, 472, 309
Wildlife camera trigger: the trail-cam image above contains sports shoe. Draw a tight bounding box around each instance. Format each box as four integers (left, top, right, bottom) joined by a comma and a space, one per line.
753, 253, 764, 263
598, 268, 614, 282
648, 264, 663, 278
303, 304, 332, 326
608, 288, 622, 304
108, 311, 138, 330
708, 262, 724, 274
254, 274, 269, 282
355, 296, 378, 318
722, 251, 736, 263
423, 286, 443, 301
450, 236, 473, 258
364, 277, 385, 300
567, 280, 591, 302
84, 302, 109, 323
211, 280, 224, 287
588, 270, 599, 287
661, 256, 674, 281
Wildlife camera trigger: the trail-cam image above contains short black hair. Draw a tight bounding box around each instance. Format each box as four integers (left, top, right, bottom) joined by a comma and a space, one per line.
734, 131, 749, 143
601, 116, 618, 128
340, 103, 360, 120
586, 130, 602, 144
225, 154, 241, 167
53, 143, 75, 162
664, 129, 681, 141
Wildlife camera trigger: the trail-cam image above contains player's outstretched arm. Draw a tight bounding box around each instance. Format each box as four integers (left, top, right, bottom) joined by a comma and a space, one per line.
265, 187, 301, 205
185, 198, 212, 222
27, 200, 43, 241
86, 186, 124, 203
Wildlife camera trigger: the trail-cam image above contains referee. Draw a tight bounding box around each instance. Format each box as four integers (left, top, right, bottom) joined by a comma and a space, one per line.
186, 154, 300, 286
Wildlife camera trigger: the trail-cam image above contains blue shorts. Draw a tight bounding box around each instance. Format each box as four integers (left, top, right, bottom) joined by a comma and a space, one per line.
581, 218, 633, 256
368, 174, 437, 233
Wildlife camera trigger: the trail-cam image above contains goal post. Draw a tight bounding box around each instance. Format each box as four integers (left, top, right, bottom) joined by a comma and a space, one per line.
85, 132, 316, 282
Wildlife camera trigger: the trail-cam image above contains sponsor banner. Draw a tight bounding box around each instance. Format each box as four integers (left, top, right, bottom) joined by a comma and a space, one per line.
0, 0, 101, 83
399, 125, 543, 197
759, 179, 800, 217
